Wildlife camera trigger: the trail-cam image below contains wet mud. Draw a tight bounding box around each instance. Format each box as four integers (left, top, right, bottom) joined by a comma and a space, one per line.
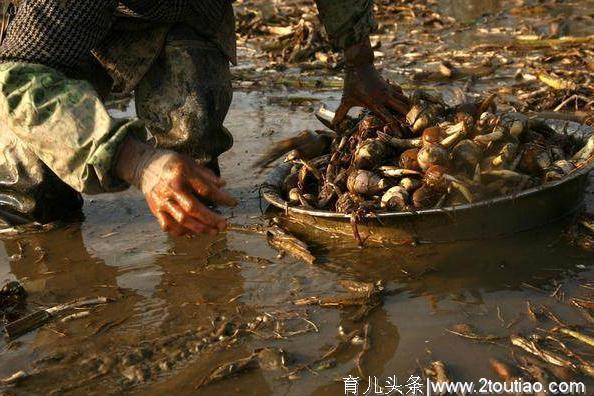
1, 0, 594, 395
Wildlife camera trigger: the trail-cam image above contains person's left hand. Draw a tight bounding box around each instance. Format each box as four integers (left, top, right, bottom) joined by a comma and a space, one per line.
333, 39, 410, 129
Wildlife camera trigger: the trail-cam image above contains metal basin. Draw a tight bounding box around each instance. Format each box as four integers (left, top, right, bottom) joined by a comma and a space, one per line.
262, 121, 594, 244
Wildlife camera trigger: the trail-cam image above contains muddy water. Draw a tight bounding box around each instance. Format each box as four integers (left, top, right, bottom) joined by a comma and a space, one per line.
1, 90, 592, 395
441, 0, 594, 47
1, 1, 594, 396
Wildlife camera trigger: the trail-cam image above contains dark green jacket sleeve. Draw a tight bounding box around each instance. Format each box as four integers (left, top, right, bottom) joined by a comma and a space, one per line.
0, 62, 141, 194
315, 0, 375, 49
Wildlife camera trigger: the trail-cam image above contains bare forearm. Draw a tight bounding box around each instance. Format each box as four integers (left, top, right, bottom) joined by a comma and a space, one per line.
115, 137, 155, 187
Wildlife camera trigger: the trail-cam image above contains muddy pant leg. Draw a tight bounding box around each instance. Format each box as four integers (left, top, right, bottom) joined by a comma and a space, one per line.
135, 25, 233, 175
0, 130, 83, 226
0, 59, 115, 227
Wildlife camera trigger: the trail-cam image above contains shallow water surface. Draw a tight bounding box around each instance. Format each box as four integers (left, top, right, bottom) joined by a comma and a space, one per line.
0, 90, 592, 395
1, 0, 594, 394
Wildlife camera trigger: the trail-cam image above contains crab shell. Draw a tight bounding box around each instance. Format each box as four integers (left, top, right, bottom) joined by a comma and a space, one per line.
300, 193, 318, 207
406, 104, 442, 134
347, 170, 389, 196
335, 192, 364, 214
417, 143, 449, 170
508, 120, 526, 139
412, 184, 442, 209
491, 142, 518, 168
399, 148, 422, 171
288, 187, 301, 203
421, 126, 443, 145
518, 143, 552, 175
544, 160, 576, 182
399, 177, 423, 193
353, 139, 391, 170
423, 165, 449, 190
283, 171, 300, 194
298, 164, 310, 186
477, 112, 499, 131
381, 186, 410, 211
550, 146, 566, 162
451, 139, 482, 171
358, 114, 384, 134
317, 183, 339, 208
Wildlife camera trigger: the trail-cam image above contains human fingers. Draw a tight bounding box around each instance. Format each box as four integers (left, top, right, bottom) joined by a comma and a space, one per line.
194, 163, 226, 188
171, 188, 227, 231
154, 209, 188, 237
187, 175, 238, 207
163, 198, 219, 235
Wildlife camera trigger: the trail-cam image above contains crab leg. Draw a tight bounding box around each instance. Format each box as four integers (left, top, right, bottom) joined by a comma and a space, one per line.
378, 166, 423, 178
474, 125, 505, 145
441, 128, 467, 148
572, 135, 594, 164
449, 181, 475, 203
378, 133, 422, 149
482, 169, 531, 182
443, 174, 475, 203
295, 159, 324, 181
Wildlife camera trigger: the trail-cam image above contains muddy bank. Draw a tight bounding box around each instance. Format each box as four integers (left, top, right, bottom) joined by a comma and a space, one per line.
1, 0, 594, 394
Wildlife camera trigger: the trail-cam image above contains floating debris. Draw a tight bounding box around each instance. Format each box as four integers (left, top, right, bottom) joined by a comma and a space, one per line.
446, 323, 505, 343
60, 311, 91, 323
196, 347, 288, 389
266, 225, 315, 264
510, 334, 575, 369
490, 358, 519, 382
292, 280, 385, 321
196, 355, 259, 389
424, 360, 452, 387
355, 323, 371, 377
4, 297, 110, 339
552, 326, 594, 348
0, 370, 29, 386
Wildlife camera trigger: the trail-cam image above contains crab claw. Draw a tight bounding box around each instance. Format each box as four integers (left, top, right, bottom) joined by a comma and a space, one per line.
253, 130, 333, 169
315, 106, 337, 130
572, 135, 594, 164
377, 131, 422, 149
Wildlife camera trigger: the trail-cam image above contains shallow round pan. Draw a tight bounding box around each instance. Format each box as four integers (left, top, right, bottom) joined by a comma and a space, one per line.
262, 121, 594, 244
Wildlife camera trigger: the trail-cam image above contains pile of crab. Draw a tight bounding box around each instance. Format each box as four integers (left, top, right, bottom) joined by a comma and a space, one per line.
277, 91, 594, 218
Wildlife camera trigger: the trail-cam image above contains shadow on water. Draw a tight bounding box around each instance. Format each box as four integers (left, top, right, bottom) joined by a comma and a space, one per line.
435, 0, 594, 47
439, 0, 502, 23
1, 0, 594, 391
1, 207, 591, 394
285, 213, 593, 299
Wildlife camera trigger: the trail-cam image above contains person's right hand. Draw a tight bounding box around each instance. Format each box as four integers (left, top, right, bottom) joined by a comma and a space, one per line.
333, 37, 410, 130
116, 138, 237, 236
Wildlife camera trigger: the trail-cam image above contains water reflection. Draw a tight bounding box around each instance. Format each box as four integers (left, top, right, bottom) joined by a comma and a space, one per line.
3, 203, 590, 392
0, 83, 592, 393
439, 0, 502, 22
289, 217, 592, 299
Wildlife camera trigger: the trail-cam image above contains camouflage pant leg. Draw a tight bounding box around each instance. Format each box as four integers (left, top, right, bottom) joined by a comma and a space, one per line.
0, 56, 113, 227
135, 24, 234, 174
0, 130, 83, 226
